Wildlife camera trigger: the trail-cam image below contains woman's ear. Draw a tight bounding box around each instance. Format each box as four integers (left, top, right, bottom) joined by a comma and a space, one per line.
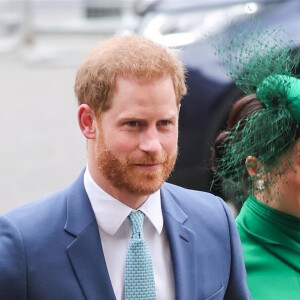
245, 156, 262, 177
77, 104, 96, 139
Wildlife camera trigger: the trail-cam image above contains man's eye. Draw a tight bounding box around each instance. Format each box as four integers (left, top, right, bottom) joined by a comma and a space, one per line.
160, 120, 171, 126
128, 121, 138, 127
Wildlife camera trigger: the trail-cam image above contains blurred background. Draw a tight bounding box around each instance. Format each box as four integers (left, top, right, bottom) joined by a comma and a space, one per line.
1, 0, 300, 214
0, 0, 141, 213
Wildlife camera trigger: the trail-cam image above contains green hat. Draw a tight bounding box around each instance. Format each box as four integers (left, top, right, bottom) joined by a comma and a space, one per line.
257, 74, 300, 121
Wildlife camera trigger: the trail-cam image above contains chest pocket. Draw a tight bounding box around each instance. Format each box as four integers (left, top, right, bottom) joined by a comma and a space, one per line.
205, 285, 224, 300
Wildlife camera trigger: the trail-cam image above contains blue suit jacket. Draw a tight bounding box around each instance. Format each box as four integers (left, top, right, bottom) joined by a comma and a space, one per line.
0, 171, 250, 300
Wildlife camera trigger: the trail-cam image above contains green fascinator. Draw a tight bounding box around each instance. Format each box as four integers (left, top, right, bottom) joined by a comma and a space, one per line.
257, 75, 300, 121
212, 22, 300, 199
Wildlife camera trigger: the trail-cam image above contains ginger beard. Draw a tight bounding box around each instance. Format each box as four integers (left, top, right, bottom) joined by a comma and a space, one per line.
95, 130, 177, 196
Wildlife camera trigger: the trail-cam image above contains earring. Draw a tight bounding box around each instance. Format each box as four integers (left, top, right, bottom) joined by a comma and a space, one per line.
257, 179, 265, 192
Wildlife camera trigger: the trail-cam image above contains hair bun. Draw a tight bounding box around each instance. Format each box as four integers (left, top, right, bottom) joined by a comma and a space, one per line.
257, 75, 300, 121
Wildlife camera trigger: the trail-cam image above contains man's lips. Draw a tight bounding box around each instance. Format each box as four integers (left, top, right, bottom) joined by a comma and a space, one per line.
134, 163, 163, 171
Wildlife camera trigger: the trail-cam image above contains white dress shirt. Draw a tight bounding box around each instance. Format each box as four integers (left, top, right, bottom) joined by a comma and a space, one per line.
84, 168, 175, 300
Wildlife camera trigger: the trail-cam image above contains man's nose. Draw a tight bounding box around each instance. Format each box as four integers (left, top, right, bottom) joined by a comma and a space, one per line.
139, 127, 162, 154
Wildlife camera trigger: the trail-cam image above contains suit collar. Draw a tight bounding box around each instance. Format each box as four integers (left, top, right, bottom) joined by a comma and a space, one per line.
64, 170, 96, 237
161, 183, 197, 300
161, 183, 188, 224
64, 170, 116, 300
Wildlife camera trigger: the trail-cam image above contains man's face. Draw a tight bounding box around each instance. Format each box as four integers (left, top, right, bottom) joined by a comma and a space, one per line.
94, 76, 179, 197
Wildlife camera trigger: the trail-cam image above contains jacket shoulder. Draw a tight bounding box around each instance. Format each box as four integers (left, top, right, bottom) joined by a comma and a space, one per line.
162, 182, 228, 213
1, 183, 77, 243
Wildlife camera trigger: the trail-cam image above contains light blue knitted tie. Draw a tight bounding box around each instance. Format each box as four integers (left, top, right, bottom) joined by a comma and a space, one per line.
125, 211, 156, 300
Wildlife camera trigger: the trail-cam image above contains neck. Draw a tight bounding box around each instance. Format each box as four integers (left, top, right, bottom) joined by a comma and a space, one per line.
254, 191, 300, 218
99, 183, 149, 210
106, 189, 149, 210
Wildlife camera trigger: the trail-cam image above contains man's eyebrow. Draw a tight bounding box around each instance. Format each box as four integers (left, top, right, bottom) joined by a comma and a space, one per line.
117, 117, 144, 122
118, 114, 177, 121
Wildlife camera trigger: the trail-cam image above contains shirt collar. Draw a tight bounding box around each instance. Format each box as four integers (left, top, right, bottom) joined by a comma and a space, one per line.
84, 167, 163, 236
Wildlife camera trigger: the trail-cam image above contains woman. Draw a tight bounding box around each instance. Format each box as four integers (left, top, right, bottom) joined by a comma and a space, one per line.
212, 26, 300, 299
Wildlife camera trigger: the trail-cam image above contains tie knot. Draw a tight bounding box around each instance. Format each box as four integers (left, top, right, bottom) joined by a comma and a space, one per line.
129, 210, 145, 236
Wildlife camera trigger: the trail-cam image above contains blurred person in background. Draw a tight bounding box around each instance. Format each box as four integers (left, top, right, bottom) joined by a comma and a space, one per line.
212, 24, 300, 300
0, 35, 250, 299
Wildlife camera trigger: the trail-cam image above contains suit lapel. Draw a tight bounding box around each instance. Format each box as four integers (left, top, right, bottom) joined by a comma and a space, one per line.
64, 171, 116, 300
67, 222, 116, 300
161, 184, 197, 300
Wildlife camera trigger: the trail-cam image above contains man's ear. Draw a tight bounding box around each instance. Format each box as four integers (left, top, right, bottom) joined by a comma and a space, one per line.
245, 156, 262, 177
77, 104, 96, 139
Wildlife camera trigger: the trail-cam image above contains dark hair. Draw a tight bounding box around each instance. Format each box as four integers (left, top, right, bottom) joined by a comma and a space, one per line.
212, 94, 265, 173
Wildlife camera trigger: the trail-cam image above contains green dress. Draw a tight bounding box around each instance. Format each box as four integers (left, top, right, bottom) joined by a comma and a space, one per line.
236, 195, 300, 300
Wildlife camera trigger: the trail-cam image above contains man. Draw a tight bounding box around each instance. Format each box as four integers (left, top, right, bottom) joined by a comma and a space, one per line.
0, 35, 250, 299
